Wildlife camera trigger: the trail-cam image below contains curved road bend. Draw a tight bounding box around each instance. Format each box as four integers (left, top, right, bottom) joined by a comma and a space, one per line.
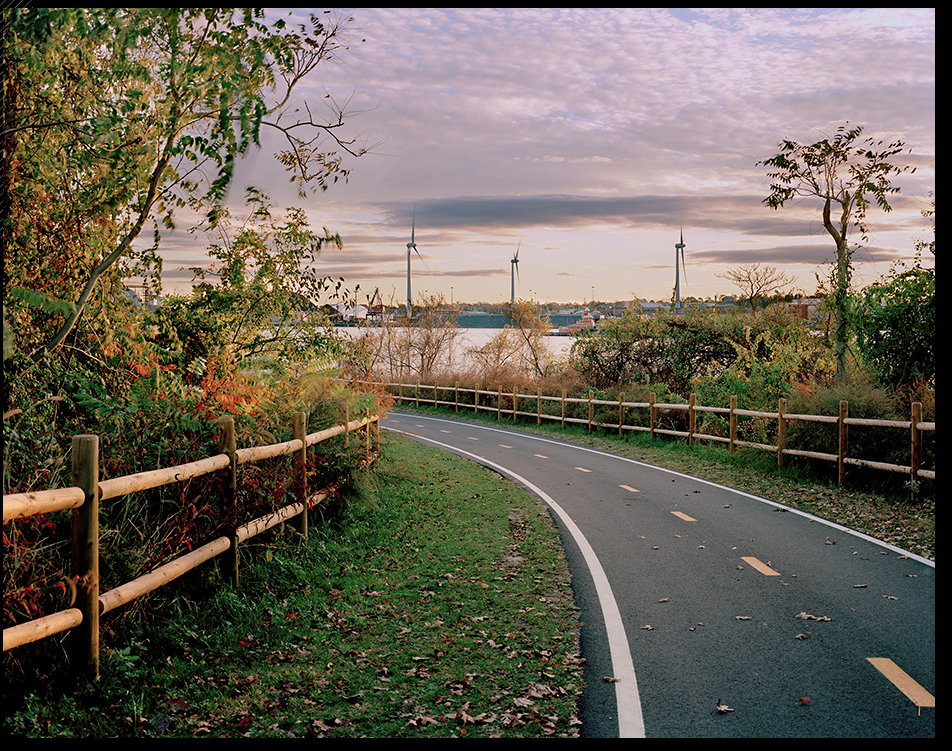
381, 410, 935, 738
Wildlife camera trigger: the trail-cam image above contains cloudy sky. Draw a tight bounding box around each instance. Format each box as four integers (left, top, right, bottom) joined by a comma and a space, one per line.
157, 7, 935, 306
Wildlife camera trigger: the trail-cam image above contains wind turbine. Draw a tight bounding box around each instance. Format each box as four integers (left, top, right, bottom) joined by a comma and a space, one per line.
510, 242, 521, 306
674, 224, 687, 311
405, 206, 423, 318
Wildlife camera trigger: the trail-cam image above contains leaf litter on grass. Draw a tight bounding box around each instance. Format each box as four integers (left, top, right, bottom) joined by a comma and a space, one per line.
139, 435, 585, 738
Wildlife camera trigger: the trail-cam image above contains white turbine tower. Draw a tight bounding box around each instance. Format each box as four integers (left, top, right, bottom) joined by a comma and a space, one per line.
674, 224, 687, 311
405, 206, 423, 318
510, 242, 521, 306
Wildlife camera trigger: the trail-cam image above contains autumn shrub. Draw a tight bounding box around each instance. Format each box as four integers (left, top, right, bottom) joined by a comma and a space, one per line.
684, 312, 835, 444
3, 345, 385, 686
781, 370, 931, 491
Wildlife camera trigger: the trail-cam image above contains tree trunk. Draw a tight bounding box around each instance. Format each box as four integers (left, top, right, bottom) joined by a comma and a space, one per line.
834, 238, 850, 386
823, 196, 851, 386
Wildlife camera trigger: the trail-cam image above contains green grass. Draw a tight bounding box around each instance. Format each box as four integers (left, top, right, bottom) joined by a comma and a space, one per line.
4, 434, 584, 738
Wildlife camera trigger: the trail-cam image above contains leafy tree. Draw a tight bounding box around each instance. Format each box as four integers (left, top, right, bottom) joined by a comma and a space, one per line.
758, 123, 915, 385
570, 306, 742, 394
151, 188, 350, 376
507, 300, 558, 379
568, 305, 653, 388
2, 8, 370, 370
716, 263, 796, 311
854, 265, 934, 388
854, 199, 935, 388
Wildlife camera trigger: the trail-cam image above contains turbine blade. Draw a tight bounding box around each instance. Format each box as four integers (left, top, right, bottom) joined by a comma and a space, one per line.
414, 246, 429, 271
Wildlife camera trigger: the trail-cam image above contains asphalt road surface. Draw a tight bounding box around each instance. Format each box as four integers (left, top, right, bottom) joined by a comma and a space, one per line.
381, 410, 935, 738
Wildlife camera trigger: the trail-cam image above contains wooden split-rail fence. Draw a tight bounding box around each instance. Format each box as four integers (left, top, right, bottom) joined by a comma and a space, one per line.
373, 379, 934, 487
2, 410, 379, 679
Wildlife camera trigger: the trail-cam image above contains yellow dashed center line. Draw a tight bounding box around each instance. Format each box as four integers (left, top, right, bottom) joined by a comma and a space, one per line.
867, 658, 935, 707
499, 444, 513, 449
534, 454, 548, 459
671, 511, 696, 522
467, 436, 479, 440
741, 556, 780, 576
440, 429, 451, 433
575, 467, 591, 473
619, 484, 639, 493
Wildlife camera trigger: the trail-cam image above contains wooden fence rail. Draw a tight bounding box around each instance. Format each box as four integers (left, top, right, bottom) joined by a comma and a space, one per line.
374, 379, 934, 488
2, 411, 379, 680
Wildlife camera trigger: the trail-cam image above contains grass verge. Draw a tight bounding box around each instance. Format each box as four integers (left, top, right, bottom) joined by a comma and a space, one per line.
4, 433, 584, 738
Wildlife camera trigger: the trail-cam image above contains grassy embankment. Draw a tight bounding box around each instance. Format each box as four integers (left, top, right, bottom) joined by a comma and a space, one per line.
5, 434, 585, 738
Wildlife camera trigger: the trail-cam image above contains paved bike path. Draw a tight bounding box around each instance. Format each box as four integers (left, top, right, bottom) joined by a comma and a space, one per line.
382, 410, 935, 738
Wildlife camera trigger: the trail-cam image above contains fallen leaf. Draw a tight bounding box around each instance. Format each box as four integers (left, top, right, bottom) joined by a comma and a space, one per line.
407, 714, 441, 727
715, 700, 734, 714
795, 612, 831, 621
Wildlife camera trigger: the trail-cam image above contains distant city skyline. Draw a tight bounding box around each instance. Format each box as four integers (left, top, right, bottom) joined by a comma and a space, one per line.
145, 8, 935, 306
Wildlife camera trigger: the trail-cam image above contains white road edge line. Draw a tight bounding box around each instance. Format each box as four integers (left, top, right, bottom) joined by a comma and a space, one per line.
390, 412, 935, 568
383, 425, 646, 738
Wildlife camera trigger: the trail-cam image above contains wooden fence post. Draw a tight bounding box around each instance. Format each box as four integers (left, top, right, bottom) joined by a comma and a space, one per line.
71, 434, 100, 680
911, 401, 922, 495
587, 390, 593, 433
217, 416, 238, 586
497, 385, 502, 420
688, 393, 696, 445
618, 393, 625, 436
650, 392, 657, 440
512, 387, 518, 421
292, 412, 307, 539
729, 396, 737, 454
777, 398, 787, 468
344, 404, 350, 446
537, 389, 542, 425
561, 389, 567, 427
455, 381, 460, 412
838, 400, 848, 485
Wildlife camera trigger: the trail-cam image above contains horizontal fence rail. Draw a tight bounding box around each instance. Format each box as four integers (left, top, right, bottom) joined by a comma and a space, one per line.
3, 410, 379, 680
368, 379, 934, 488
